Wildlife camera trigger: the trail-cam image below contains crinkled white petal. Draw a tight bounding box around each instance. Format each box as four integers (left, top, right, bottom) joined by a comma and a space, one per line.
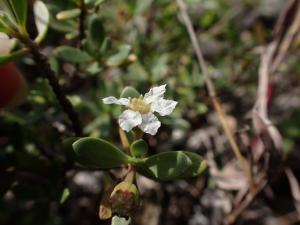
139, 113, 161, 135
102, 96, 129, 106
144, 84, 167, 103
118, 110, 142, 132
152, 99, 178, 116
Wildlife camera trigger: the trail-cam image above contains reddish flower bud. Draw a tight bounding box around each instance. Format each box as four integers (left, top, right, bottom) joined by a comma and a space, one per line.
109, 181, 139, 216
0, 63, 27, 108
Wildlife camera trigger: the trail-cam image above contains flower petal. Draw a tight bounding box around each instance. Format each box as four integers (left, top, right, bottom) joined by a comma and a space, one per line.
152, 99, 177, 116
102, 96, 129, 106
0, 33, 14, 55
144, 84, 167, 103
139, 113, 161, 135
118, 110, 142, 132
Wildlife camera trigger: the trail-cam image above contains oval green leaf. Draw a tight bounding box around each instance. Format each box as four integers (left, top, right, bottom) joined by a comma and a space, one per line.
135, 151, 192, 181
34, 0, 50, 44
56, 8, 80, 21
106, 44, 131, 67
120, 86, 140, 99
88, 16, 105, 51
0, 49, 28, 66
130, 139, 148, 158
73, 137, 131, 169
54, 46, 92, 64
179, 152, 208, 178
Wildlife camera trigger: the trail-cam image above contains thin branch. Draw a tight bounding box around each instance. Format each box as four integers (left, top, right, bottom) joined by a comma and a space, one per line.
225, 177, 267, 225
176, 0, 252, 187
271, 1, 300, 73
20, 37, 83, 136
285, 168, 300, 221
176, 0, 215, 97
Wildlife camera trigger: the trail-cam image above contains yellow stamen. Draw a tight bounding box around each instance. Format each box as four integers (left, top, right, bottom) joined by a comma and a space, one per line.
128, 96, 151, 114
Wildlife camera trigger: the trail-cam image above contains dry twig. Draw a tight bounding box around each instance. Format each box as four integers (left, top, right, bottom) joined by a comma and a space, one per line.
176, 0, 252, 187
285, 168, 300, 221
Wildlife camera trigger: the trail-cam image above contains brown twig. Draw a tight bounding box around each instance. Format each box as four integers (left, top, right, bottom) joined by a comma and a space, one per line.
271, 0, 300, 73
20, 37, 83, 136
176, 0, 252, 187
285, 168, 300, 221
225, 177, 267, 225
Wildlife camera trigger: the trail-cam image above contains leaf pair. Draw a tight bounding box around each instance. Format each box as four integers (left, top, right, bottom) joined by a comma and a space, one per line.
72, 137, 207, 181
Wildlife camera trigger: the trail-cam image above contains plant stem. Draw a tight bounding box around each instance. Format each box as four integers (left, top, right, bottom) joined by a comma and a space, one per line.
176, 0, 253, 187
20, 37, 83, 136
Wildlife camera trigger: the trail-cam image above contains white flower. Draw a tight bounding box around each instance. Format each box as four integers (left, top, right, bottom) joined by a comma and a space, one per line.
0, 32, 15, 55
102, 84, 177, 135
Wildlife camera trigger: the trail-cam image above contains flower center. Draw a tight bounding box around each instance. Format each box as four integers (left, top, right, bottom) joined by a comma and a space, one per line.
128, 96, 151, 114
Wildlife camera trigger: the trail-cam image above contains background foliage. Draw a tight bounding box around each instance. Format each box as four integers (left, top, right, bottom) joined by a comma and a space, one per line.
1, 0, 300, 224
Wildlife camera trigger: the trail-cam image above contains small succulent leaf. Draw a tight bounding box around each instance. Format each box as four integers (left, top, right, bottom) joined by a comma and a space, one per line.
130, 139, 148, 158
8, 0, 27, 29
54, 46, 92, 64
65, 31, 79, 40
34, 0, 50, 43
60, 188, 70, 204
88, 16, 105, 51
72, 137, 131, 169
106, 44, 131, 67
179, 152, 208, 178
56, 8, 80, 21
120, 86, 140, 99
0, 49, 28, 66
135, 151, 192, 181
111, 216, 131, 225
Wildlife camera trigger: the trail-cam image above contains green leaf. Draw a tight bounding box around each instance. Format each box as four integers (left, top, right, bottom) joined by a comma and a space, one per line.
34, 0, 50, 43
106, 44, 131, 67
65, 31, 79, 40
8, 0, 28, 30
73, 137, 131, 169
0, 49, 29, 66
111, 216, 131, 225
179, 152, 208, 178
54, 46, 92, 64
88, 16, 105, 51
0, 1, 16, 26
130, 139, 148, 158
60, 188, 70, 204
56, 8, 80, 21
135, 151, 192, 181
120, 86, 140, 98
0, 17, 10, 33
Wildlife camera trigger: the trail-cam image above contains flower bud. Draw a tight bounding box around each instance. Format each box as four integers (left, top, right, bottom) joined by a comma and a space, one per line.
0, 63, 27, 108
109, 181, 139, 216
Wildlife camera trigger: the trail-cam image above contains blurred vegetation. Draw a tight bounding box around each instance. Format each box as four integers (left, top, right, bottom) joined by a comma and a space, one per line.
1, 0, 300, 224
